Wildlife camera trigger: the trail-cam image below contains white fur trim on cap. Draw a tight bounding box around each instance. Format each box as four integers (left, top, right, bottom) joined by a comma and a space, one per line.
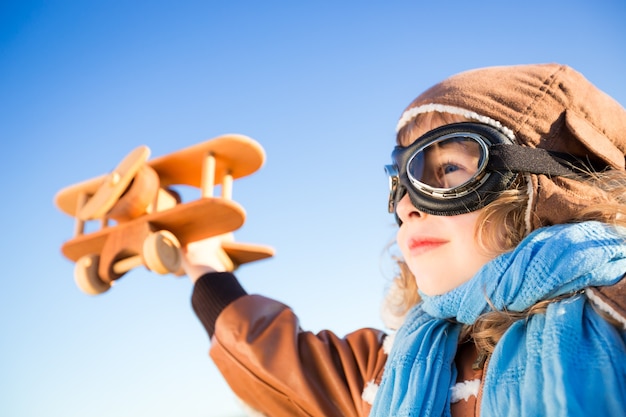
523, 173, 534, 234
586, 288, 626, 330
395, 103, 515, 141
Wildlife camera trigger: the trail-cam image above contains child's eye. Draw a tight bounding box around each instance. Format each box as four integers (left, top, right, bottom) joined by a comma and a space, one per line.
436, 162, 472, 188
443, 164, 460, 175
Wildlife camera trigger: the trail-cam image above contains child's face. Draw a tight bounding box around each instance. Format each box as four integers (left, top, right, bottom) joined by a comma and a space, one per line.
396, 193, 495, 296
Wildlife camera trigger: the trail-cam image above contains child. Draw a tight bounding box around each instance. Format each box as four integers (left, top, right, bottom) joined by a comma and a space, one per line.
184, 63, 626, 417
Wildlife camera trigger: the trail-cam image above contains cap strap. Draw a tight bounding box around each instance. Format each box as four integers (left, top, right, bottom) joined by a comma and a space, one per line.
488, 145, 593, 177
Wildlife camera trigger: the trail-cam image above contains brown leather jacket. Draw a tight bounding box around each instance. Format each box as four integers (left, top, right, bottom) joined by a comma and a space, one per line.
211, 294, 387, 416
192, 272, 626, 417
192, 272, 388, 416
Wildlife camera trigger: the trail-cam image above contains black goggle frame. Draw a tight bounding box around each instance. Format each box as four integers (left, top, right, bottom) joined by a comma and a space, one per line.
386, 122, 584, 218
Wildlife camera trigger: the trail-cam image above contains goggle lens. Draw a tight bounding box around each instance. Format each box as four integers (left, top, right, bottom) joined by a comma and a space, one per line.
406, 133, 488, 195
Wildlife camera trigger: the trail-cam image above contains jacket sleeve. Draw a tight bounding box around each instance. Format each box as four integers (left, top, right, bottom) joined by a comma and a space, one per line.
191, 273, 388, 417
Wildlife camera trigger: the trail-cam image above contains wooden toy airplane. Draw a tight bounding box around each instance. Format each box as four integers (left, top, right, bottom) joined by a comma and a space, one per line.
55, 134, 274, 295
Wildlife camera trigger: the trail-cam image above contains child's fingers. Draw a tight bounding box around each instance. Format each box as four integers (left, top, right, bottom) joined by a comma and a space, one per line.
181, 234, 234, 282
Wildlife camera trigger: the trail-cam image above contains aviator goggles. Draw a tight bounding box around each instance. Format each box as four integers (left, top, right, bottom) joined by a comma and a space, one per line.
385, 122, 587, 218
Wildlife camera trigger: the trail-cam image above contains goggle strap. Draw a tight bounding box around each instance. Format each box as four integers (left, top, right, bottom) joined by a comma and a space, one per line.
488, 145, 599, 177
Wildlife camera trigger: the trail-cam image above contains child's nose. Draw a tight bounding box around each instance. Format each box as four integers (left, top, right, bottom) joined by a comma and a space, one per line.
396, 193, 425, 223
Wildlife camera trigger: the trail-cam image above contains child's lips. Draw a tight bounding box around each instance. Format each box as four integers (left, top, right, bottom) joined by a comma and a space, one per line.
407, 237, 448, 256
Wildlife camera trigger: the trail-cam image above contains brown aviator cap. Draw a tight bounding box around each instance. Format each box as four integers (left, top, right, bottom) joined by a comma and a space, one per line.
397, 63, 626, 229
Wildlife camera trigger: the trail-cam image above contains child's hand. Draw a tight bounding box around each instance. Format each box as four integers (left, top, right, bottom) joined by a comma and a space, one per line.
181, 234, 234, 283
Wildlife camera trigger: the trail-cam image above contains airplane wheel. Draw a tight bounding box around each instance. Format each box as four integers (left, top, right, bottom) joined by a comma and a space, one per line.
143, 230, 182, 274
74, 254, 111, 295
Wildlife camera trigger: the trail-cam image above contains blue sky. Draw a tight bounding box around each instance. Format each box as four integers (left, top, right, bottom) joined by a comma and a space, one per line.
1, 1, 625, 416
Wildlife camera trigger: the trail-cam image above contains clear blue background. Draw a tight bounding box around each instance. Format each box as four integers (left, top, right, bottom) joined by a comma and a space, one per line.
2, 1, 625, 416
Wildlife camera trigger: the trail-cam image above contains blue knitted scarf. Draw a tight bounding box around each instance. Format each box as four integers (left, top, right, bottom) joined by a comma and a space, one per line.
370, 221, 626, 416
